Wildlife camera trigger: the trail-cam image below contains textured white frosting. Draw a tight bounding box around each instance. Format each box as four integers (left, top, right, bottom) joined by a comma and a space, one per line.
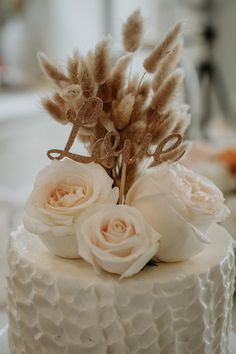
223, 195, 236, 241
7, 224, 235, 354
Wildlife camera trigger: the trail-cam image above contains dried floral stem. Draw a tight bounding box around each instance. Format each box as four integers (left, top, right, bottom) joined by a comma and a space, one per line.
136, 71, 147, 97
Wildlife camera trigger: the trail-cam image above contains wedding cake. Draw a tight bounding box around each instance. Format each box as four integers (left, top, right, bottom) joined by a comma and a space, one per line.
7, 10, 235, 354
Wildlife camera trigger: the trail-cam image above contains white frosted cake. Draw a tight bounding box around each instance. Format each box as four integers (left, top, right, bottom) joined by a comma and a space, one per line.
8, 225, 235, 354
7, 10, 236, 354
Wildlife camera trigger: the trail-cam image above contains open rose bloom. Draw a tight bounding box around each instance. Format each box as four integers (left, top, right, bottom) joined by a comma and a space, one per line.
76, 205, 161, 278
126, 163, 230, 262
23, 159, 119, 258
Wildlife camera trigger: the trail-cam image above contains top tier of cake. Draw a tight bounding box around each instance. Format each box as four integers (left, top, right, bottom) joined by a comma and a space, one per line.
7, 224, 235, 354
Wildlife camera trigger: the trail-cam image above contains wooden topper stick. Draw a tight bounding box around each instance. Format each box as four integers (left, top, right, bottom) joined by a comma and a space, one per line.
118, 139, 132, 204
119, 161, 127, 204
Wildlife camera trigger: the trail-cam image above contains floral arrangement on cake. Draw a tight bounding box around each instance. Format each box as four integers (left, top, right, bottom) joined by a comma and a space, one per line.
23, 10, 229, 278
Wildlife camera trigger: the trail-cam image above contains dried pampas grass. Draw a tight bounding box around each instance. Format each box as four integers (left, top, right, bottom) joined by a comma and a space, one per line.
60, 85, 84, 111
131, 81, 151, 122
60, 85, 82, 101
110, 55, 131, 97
139, 80, 150, 98
87, 50, 94, 71
152, 39, 183, 91
150, 111, 179, 144
67, 52, 80, 84
37, 52, 69, 87
93, 36, 112, 85
122, 9, 144, 52
143, 21, 184, 73
100, 111, 115, 132
122, 120, 147, 143
53, 92, 66, 107
173, 106, 191, 135
78, 58, 96, 97
112, 94, 135, 130
97, 54, 131, 103
150, 68, 184, 113
42, 98, 67, 124
127, 74, 139, 95
40, 11, 189, 197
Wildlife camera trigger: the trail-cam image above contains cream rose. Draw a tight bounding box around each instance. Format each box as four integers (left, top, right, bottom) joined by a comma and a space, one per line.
76, 205, 161, 278
23, 159, 119, 258
126, 163, 229, 262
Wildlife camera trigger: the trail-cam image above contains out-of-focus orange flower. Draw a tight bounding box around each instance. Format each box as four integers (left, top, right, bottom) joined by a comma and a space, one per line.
218, 148, 236, 173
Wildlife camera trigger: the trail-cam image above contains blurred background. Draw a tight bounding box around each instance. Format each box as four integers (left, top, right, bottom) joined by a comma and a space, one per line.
1, 0, 236, 350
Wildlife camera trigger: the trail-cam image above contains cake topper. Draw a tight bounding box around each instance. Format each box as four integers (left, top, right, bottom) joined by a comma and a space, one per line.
38, 9, 190, 203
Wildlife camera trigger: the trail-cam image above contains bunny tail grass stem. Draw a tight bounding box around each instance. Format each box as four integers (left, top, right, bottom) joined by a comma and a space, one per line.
136, 71, 147, 97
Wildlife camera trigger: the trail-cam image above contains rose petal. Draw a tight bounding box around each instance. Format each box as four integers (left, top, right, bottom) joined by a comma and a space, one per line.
126, 175, 158, 205
106, 187, 119, 205
190, 224, 210, 244
23, 159, 119, 259
23, 213, 74, 237
130, 194, 206, 262
76, 205, 161, 277
126, 162, 229, 262
120, 244, 159, 279
90, 243, 144, 275
23, 214, 78, 259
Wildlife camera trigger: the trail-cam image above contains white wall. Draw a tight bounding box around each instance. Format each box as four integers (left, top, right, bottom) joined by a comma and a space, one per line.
45, 0, 106, 60
22, 0, 106, 77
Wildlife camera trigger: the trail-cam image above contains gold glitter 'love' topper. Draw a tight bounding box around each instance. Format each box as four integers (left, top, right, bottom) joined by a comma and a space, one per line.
48, 98, 185, 203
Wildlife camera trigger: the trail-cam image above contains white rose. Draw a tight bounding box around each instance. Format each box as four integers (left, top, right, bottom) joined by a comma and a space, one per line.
76, 205, 161, 278
23, 159, 119, 258
126, 163, 229, 262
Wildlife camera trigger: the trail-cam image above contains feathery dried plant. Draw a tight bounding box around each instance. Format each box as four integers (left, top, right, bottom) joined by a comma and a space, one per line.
122, 9, 144, 52
143, 21, 183, 73
93, 36, 112, 84
39, 10, 189, 197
